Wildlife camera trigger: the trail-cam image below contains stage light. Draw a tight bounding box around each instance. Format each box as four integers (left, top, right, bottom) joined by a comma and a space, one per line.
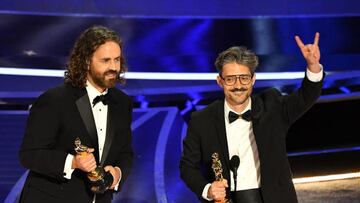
23, 50, 37, 56
0, 67, 311, 80
293, 171, 360, 184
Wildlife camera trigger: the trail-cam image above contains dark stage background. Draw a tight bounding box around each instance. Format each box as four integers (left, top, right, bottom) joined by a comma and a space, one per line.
0, 1, 359, 202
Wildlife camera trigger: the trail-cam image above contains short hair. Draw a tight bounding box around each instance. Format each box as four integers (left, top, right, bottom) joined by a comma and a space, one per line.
64, 25, 127, 88
215, 46, 258, 75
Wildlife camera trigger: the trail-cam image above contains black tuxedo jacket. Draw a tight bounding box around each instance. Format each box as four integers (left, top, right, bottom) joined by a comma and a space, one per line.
19, 83, 133, 203
180, 76, 323, 203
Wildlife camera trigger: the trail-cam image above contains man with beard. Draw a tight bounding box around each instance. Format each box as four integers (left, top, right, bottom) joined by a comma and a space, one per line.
19, 26, 133, 203
180, 33, 324, 203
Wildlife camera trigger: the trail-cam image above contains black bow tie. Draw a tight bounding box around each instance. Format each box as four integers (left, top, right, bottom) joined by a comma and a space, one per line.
228, 110, 252, 123
92, 93, 109, 107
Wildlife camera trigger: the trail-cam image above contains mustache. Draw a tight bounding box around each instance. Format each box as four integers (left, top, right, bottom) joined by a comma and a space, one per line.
104, 70, 119, 75
230, 88, 247, 92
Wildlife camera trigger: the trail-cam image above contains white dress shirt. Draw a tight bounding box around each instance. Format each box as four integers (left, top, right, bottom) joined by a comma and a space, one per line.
86, 81, 108, 162
202, 100, 260, 200
202, 67, 323, 200
225, 99, 261, 191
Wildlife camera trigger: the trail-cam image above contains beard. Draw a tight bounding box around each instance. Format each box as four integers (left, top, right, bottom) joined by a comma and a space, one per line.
90, 69, 118, 89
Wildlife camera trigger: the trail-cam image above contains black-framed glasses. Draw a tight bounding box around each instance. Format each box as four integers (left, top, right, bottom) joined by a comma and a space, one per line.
220, 74, 253, 86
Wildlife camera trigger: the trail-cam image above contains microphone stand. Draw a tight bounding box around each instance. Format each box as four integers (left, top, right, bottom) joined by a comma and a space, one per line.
230, 155, 240, 193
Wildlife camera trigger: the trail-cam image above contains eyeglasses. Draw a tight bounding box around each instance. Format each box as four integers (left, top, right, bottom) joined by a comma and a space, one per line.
220, 74, 253, 86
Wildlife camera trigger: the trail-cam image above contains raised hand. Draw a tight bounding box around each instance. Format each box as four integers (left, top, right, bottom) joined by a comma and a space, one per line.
295, 32, 321, 73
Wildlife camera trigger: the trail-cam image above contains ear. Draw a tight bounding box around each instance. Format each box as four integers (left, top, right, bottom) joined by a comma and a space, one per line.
216, 75, 224, 88
251, 73, 256, 86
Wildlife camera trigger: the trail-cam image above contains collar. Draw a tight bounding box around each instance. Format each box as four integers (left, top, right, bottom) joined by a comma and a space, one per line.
85, 81, 108, 105
224, 99, 252, 123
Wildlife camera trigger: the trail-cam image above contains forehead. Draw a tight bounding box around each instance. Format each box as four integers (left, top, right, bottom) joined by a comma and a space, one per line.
222, 62, 251, 76
93, 41, 121, 57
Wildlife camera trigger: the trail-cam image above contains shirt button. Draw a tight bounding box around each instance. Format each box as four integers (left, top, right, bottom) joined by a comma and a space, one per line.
100, 129, 102, 131
99, 109, 102, 111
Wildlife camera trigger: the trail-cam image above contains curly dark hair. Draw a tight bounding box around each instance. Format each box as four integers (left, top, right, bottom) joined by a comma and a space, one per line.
64, 25, 127, 88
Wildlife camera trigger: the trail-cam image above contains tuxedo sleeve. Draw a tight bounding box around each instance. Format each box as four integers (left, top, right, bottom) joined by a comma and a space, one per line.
180, 113, 210, 199
19, 91, 68, 181
282, 68, 324, 126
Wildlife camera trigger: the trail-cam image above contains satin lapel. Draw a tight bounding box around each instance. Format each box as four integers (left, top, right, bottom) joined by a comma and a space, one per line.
214, 100, 230, 172
251, 95, 265, 160
75, 92, 99, 157
100, 90, 116, 165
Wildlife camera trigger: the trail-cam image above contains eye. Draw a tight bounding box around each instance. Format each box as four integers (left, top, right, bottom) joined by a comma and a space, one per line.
102, 58, 110, 63
225, 77, 234, 82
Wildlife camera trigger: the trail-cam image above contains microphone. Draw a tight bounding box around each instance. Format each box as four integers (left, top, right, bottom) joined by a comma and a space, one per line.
230, 155, 240, 192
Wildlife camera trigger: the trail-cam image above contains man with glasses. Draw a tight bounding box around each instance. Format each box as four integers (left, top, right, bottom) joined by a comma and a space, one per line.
180, 33, 323, 203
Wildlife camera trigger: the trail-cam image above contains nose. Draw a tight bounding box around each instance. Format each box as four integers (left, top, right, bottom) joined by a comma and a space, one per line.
109, 60, 118, 71
233, 77, 242, 88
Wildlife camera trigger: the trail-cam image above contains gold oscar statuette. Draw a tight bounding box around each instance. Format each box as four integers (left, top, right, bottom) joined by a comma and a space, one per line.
74, 138, 113, 193
211, 152, 230, 203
